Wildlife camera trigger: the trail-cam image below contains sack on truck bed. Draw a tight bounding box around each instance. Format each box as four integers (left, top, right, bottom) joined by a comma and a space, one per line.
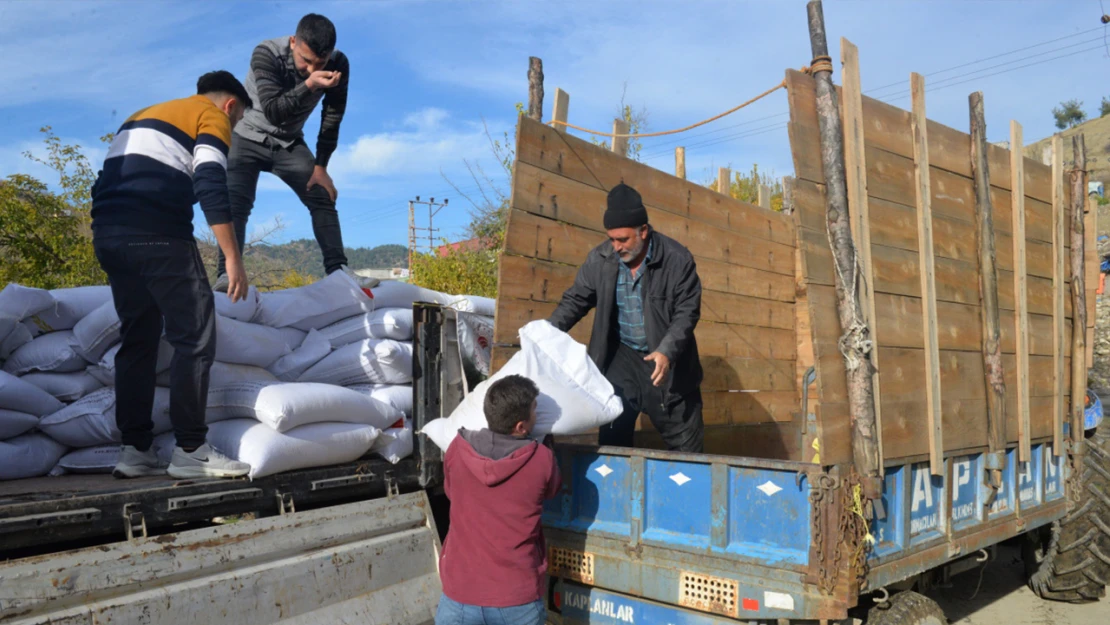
346, 384, 413, 416
21, 371, 104, 402
38, 387, 173, 448
266, 329, 331, 381
0, 284, 55, 322
0, 370, 64, 417
2, 331, 89, 376
0, 433, 68, 480
23, 286, 113, 335
0, 409, 40, 440
0, 322, 33, 360
256, 271, 374, 331
421, 320, 624, 451
215, 315, 292, 369
205, 418, 382, 479
372, 425, 413, 464
206, 381, 403, 432
299, 338, 413, 386
214, 286, 260, 322
318, 308, 414, 347
72, 301, 120, 362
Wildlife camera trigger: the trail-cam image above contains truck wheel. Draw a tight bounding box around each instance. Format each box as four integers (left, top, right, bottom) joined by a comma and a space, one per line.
866, 591, 945, 625
1027, 416, 1110, 603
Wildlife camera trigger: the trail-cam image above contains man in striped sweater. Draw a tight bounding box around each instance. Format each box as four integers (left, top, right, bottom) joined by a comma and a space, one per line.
91, 71, 254, 480
213, 13, 372, 288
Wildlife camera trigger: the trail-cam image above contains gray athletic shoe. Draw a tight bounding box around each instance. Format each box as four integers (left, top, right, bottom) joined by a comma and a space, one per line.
340, 265, 380, 289
212, 273, 230, 293
113, 445, 168, 479
167, 443, 250, 479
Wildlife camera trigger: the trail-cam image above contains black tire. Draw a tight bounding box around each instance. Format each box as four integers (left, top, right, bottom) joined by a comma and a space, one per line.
1027, 416, 1110, 602
866, 590, 946, 625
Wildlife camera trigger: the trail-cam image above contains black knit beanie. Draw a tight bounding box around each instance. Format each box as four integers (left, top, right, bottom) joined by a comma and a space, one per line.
603, 183, 649, 229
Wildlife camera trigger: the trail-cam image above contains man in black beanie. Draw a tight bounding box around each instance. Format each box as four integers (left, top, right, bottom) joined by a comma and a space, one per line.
548, 183, 704, 452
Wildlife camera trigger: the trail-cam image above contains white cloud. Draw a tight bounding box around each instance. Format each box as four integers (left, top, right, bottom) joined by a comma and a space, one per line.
327, 109, 504, 183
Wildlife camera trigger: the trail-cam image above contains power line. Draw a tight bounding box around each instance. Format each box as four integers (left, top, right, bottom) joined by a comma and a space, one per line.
866, 25, 1103, 94
868, 35, 1105, 100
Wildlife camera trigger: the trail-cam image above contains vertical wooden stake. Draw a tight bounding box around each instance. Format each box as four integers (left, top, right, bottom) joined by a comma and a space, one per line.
717, 167, 731, 196
675, 147, 686, 179
970, 92, 1006, 487
782, 176, 796, 215
1070, 135, 1088, 464
1052, 134, 1066, 457
552, 88, 570, 133
842, 37, 886, 475
807, 0, 882, 500
612, 119, 630, 157
1010, 121, 1032, 464
527, 57, 544, 122
1086, 193, 1097, 366
912, 74, 944, 476
759, 184, 773, 209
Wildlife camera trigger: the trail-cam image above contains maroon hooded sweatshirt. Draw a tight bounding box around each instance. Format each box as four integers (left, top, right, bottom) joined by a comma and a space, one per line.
439, 428, 562, 607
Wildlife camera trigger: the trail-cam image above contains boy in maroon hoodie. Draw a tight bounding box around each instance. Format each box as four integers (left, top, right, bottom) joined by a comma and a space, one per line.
437, 375, 562, 625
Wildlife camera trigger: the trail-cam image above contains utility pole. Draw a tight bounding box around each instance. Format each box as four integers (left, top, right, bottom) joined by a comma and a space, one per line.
408, 196, 450, 260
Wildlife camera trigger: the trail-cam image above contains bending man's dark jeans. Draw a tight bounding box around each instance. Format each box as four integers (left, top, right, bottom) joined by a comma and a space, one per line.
599, 343, 705, 453
94, 236, 216, 451
217, 135, 348, 276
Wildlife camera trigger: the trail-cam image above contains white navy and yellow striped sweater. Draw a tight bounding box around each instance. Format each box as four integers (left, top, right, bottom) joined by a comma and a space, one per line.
91, 95, 232, 239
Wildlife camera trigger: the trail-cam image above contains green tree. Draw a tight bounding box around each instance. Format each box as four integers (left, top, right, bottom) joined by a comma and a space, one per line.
410, 246, 498, 297
0, 127, 108, 288
707, 163, 785, 211
1101, 97, 1110, 118
1053, 99, 1087, 129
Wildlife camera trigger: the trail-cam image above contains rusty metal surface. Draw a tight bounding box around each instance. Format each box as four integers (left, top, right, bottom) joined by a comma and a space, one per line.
0, 490, 441, 625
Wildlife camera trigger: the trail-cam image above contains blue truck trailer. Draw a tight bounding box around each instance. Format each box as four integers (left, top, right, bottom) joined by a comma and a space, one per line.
483, 4, 1110, 621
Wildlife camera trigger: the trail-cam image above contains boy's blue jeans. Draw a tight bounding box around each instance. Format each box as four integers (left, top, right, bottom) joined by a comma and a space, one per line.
435, 594, 546, 625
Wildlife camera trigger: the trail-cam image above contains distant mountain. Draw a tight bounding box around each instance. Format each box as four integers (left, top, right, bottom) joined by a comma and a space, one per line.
245, 239, 408, 278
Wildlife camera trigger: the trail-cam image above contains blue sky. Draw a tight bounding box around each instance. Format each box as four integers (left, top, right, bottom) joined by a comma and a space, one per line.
1, 0, 1108, 255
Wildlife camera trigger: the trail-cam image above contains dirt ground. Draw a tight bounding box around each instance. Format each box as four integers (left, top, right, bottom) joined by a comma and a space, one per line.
925, 544, 1108, 624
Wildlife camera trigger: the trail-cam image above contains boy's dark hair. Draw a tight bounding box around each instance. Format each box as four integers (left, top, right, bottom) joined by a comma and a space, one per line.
197, 71, 253, 109
484, 375, 539, 435
296, 13, 337, 57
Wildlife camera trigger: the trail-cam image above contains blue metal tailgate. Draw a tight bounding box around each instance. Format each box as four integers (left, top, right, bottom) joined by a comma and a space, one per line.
542, 445, 849, 622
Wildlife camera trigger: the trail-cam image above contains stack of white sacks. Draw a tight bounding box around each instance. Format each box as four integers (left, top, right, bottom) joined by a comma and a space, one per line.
0, 274, 494, 480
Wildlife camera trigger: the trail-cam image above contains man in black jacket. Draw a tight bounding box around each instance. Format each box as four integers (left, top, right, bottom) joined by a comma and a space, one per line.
548, 183, 704, 453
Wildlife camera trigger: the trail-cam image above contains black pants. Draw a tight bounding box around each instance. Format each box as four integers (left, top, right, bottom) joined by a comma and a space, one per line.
217, 135, 348, 276
600, 344, 705, 453
94, 237, 215, 451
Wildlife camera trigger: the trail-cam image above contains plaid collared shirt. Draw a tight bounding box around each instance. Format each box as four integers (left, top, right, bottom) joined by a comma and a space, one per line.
615, 239, 653, 352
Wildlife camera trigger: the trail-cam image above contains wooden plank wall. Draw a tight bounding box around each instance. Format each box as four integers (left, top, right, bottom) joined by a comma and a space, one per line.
494, 116, 800, 458
786, 69, 1096, 466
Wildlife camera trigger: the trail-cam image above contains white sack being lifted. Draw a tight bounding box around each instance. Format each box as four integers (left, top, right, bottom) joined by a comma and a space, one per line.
256, 270, 374, 331
299, 339, 413, 386
205, 381, 403, 432
421, 320, 624, 452
205, 419, 382, 479
23, 286, 113, 335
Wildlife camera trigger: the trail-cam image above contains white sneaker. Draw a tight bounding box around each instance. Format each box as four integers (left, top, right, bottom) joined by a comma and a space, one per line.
340, 265, 380, 289
167, 443, 250, 479
212, 273, 230, 293
113, 445, 167, 478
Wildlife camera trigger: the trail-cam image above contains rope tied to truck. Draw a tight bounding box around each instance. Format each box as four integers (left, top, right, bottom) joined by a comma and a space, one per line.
546, 59, 834, 139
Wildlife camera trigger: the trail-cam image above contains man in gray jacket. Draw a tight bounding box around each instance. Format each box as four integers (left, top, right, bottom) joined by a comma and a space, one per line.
548, 183, 704, 453
214, 14, 371, 288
